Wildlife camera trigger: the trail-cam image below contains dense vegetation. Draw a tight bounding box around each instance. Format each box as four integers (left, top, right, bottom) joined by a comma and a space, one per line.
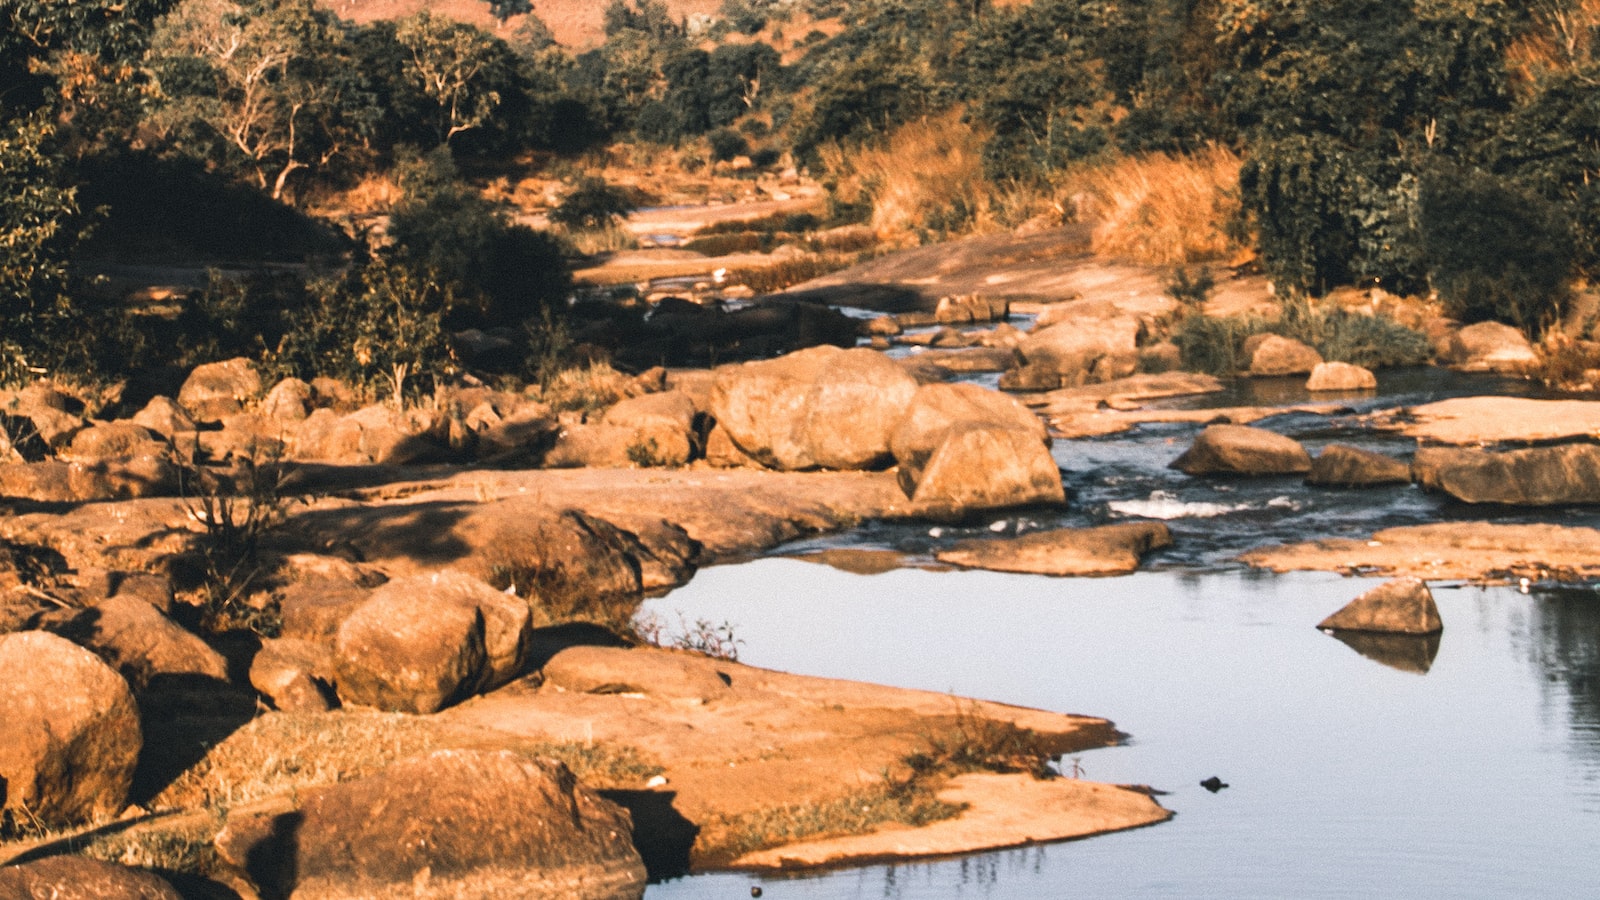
4, 0, 1600, 391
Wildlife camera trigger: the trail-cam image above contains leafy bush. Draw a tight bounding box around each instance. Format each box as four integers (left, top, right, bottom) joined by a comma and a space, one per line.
1175, 299, 1430, 374
707, 127, 750, 162
1420, 166, 1573, 335
550, 175, 637, 230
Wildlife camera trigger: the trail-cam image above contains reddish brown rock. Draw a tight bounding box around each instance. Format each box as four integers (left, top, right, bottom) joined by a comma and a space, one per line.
1442, 321, 1537, 373
709, 346, 919, 470
1306, 361, 1377, 392
251, 637, 337, 712
366, 570, 531, 691
0, 631, 142, 827
1171, 425, 1312, 475
1318, 577, 1442, 634
890, 382, 1047, 477
67, 594, 229, 689
333, 587, 487, 714
936, 522, 1172, 576
1413, 443, 1600, 505
1245, 334, 1323, 376
177, 357, 262, 422
0, 856, 183, 899
213, 749, 646, 899
1307, 444, 1411, 487
907, 424, 1065, 518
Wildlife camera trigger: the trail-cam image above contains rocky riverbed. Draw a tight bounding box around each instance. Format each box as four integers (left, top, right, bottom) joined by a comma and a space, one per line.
3, 229, 1598, 897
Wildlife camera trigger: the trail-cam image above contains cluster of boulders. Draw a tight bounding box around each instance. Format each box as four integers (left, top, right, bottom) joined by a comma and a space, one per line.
1169, 420, 1600, 506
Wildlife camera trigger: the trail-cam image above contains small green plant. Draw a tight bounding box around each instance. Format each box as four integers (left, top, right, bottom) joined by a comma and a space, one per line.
1166, 265, 1217, 310
625, 435, 675, 468
636, 611, 743, 661
175, 439, 295, 635
904, 703, 1061, 781
550, 176, 636, 231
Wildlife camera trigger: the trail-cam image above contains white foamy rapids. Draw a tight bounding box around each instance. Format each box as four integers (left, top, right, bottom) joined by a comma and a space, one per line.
1107, 491, 1252, 519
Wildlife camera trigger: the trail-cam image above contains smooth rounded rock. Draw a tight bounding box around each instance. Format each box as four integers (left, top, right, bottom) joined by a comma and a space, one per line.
0, 856, 183, 899
214, 749, 646, 899
1245, 334, 1323, 376
366, 570, 532, 691
1307, 444, 1411, 487
1306, 361, 1377, 392
1413, 443, 1600, 505
0, 631, 142, 827
936, 522, 1172, 576
908, 424, 1065, 518
334, 589, 487, 714
1171, 424, 1311, 475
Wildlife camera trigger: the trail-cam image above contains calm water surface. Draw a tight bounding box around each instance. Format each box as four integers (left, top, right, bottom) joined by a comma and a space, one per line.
641, 563, 1600, 898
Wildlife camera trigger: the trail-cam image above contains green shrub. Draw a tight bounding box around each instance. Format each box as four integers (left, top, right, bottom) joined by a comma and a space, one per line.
1175, 313, 1270, 375
1175, 298, 1430, 374
707, 127, 750, 162
550, 175, 637, 230
1420, 166, 1573, 336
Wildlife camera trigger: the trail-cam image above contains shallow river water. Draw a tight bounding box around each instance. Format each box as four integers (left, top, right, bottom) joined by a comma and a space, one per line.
640, 368, 1600, 898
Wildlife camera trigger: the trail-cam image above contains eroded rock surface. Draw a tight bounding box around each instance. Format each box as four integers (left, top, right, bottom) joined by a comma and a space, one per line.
1171, 424, 1311, 475
0, 631, 142, 827
0, 856, 183, 899
1307, 444, 1411, 487
1318, 577, 1442, 634
215, 749, 646, 899
1413, 444, 1600, 505
936, 522, 1171, 576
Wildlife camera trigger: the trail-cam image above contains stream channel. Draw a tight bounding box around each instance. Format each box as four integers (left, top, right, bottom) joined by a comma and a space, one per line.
641, 367, 1600, 898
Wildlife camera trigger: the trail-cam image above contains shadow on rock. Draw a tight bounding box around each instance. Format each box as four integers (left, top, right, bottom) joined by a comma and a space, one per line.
131, 673, 260, 804
526, 622, 631, 672
1324, 629, 1442, 674
600, 789, 699, 882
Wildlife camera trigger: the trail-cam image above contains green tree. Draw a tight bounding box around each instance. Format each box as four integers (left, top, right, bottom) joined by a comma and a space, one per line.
0, 114, 85, 380
394, 12, 515, 146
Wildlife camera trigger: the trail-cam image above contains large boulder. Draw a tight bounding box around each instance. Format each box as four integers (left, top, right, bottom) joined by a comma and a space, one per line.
250, 637, 337, 713
177, 357, 262, 422
1171, 424, 1312, 475
600, 390, 696, 467
58, 594, 229, 690
1005, 300, 1141, 389
890, 382, 1047, 477
2, 384, 86, 450
214, 749, 646, 899
130, 396, 197, 441
542, 645, 733, 703
1318, 577, 1442, 634
1245, 334, 1323, 376
0, 631, 142, 827
366, 570, 532, 691
259, 377, 314, 422
1442, 321, 1538, 373
708, 346, 919, 470
334, 589, 487, 714
1413, 443, 1600, 505
0, 856, 184, 899
1306, 361, 1378, 392
1306, 444, 1412, 487
65, 423, 167, 461
291, 404, 442, 465
936, 522, 1172, 576
906, 424, 1065, 518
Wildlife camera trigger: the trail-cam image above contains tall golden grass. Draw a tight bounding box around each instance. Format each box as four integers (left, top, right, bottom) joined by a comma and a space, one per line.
1506, 0, 1600, 86
1065, 145, 1245, 266
818, 109, 997, 241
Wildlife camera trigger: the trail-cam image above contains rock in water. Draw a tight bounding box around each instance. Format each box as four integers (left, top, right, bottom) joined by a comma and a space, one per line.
1245, 334, 1323, 377
1318, 577, 1442, 635
0, 631, 142, 827
936, 522, 1171, 576
0, 856, 184, 899
709, 346, 919, 471
1306, 444, 1411, 487
1171, 424, 1311, 475
215, 749, 647, 899
1413, 444, 1600, 505
1305, 361, 1377, 392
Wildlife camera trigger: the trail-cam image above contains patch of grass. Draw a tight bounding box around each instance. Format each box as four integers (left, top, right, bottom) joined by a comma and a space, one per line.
77, 814, 223, 874
537, 359, 636, 415
905, 705, 1062, 781
728, 253, 855, 294
1174, 297, 1431, 375
1066, 144, 1245, 266
154, 709, 665, 813
1534, 332, 1600, 388
703, 779, 961, 865
819, 109, 995, 242
480, 513, 647, 636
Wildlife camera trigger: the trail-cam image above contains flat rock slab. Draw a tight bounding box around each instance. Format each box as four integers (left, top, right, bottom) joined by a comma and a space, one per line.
728, 772, 1170, 870
936, 522, 1172, 576
1238, 523, 1600, 581
1376, 397, 1600, 445
444, 647, 1144, 869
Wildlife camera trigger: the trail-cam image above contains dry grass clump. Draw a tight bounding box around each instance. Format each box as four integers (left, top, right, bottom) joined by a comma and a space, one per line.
155, 709, 664, 811
728, 252, 856, 293
1066, 145, 1245, 266
819, 109, 996, 241
700, 781, 962, 865
538, 359, 639, 414
1506, 0, 1600, 86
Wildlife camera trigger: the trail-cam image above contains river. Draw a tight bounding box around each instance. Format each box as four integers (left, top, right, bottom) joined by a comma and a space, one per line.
640, 367, 1600, 898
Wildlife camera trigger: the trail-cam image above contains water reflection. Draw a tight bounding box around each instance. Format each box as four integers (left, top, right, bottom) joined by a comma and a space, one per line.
1323, 629, 1442, 674
642, 564, 1600, 899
